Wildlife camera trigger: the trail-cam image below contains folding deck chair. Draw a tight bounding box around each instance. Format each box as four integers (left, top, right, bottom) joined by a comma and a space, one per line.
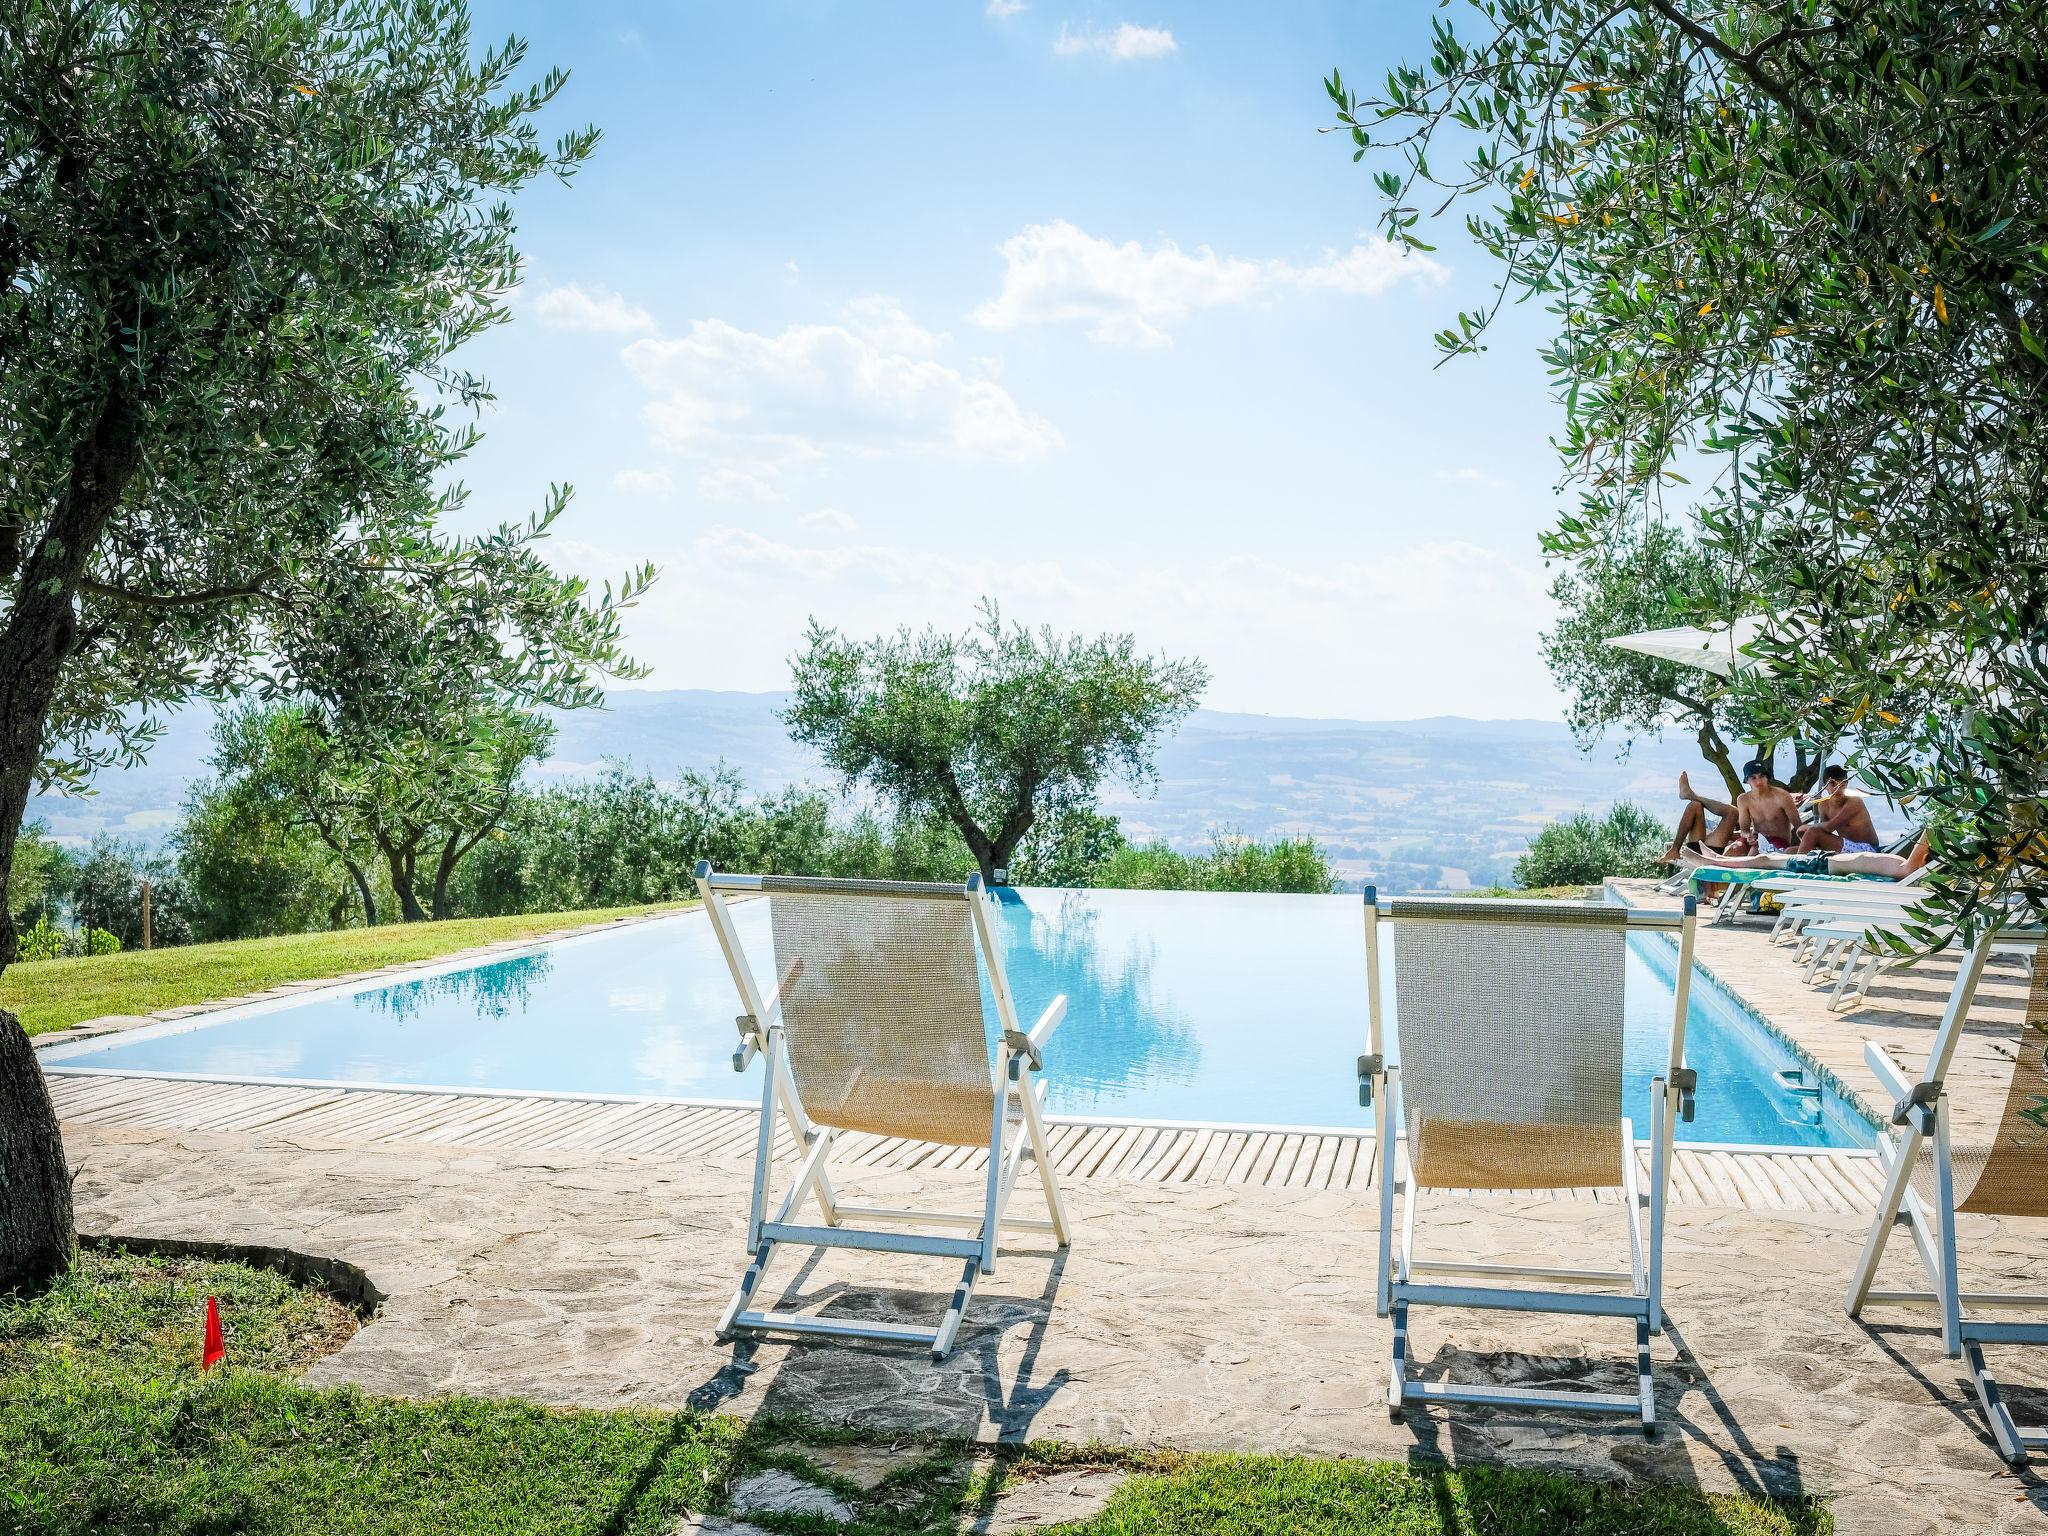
694, 864, 1071, 1360
1846, 924, 2048, 1463
1358, 892, 1699, 1433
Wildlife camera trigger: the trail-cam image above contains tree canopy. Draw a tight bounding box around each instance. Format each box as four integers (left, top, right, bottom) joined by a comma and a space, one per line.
1331, 0, 2048, 939
0, 0, 647, 1291
784, 603, 1209, 887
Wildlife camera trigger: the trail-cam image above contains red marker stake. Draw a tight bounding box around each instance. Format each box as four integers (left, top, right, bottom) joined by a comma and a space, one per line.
201, 1296, 225, 1373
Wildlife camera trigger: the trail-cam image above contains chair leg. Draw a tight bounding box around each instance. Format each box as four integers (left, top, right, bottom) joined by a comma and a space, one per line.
1966, 1342, 2032, 1464
1388, 1298, 1410, 1420
1635, 1313, 1656, 1436
718, 1237, 776, 1340
931, 1258, 981, 1361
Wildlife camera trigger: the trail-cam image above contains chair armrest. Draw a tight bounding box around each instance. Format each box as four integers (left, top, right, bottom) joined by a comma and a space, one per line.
1003, 996, 1066, 1076
1028, 994, 1067, 1049
1866, 1041, 1937, 1128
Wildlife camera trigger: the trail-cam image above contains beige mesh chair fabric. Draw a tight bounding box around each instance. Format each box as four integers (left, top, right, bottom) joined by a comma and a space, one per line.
1392, 899, 1629, 1190
768, 885, 996, 1148
1915, 947, 2048, 1218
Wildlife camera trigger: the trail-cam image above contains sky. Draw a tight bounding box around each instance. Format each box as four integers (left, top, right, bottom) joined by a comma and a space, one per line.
455, 1, 1574, 721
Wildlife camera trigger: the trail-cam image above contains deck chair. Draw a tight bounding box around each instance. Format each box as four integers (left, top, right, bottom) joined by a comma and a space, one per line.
1846, 926, 2048, 1462
694, 864, 1071, 1360
1359, 892, 1699, 1433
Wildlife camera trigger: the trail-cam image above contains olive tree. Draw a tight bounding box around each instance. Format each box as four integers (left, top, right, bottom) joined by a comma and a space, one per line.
1329, 0, 2048, 940
785, 603, 1208, 888
0, 0, 650, 1292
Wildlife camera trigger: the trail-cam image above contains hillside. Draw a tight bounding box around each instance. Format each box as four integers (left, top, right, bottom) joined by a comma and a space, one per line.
27, 690, 1706, 892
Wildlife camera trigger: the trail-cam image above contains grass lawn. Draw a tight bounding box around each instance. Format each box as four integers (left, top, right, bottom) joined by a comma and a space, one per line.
0, 1249, 1831, 1536
0, 903, 691, 1038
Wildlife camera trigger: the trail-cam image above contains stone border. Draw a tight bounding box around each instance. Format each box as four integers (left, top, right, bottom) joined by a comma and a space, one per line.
29, 907, 688, 1054
81, 1229, 386, 1315
1605, 878, 1884, 1127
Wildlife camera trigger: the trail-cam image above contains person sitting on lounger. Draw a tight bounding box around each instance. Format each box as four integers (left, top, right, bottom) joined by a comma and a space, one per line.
1794, 765, 1881, 855
1660, 770, 1740, 862
1725, 760, 1801, 857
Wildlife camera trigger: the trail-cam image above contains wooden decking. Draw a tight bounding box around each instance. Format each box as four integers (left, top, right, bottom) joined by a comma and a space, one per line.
46, 1070, 1884, 1216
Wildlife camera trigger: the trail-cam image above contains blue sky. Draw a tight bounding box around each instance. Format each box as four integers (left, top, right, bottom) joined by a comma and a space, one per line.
456, 1, 1571, 719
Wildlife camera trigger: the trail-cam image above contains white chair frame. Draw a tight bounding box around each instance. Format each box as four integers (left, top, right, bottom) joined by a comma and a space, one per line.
1845, 923, 2048, 1463
1358, 892, 1700, 1435
695, 864, 1072, 1360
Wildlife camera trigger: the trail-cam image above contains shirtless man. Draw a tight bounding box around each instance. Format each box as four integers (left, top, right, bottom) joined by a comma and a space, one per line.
1730, 760, 1801, 855
1795, 765, 1882, 855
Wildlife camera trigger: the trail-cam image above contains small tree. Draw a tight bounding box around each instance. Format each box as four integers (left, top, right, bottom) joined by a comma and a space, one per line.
1513, 804, 1669, 890
785, 604, 1207, 887
1544, 524, 1741, 798
208, 700, 554, 924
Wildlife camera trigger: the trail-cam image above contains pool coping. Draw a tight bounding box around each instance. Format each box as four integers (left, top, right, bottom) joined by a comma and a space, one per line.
28, 907, 690, 1056
1605, 878, 1886, 1134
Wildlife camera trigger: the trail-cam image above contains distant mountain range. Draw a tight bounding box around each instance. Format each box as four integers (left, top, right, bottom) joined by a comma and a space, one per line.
27, 689, 1711, 892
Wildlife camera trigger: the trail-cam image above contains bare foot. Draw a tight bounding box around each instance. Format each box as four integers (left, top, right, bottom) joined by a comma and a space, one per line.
1678, 771, 1697, 803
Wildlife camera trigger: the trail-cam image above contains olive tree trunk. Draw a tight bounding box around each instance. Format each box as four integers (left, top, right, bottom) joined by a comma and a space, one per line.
0, 1013, 74, 1292
0, 386, 142, 1290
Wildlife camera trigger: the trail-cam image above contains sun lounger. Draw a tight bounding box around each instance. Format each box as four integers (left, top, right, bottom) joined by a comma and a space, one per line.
694, 864, 1071, 1359
1358, 892, 1700, 1433
1846, 926, 2048, 1462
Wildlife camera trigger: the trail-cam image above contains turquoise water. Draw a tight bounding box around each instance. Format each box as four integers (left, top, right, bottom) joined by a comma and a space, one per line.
43, 887, 1872, 1148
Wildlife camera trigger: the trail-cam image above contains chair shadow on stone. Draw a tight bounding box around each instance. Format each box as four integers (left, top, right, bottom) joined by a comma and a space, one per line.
686, 1239, 1070, 1441
1849, 1313, 2048, 1482
1392, 1316, 1821, 1526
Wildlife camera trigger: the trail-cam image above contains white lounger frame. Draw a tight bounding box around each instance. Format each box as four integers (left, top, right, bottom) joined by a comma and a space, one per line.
1359, 892, 1699, 1435
695, 864, 1072, 1360
1846, 923, 2048, 1463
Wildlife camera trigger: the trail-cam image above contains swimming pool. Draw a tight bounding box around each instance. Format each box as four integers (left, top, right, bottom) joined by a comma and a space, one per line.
41, 888, 1873, 1148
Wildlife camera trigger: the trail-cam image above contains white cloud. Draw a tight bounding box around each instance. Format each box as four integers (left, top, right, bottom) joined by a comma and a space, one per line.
612, 467, 673, 494
533, 283, 657, 335
986, 0, 1027, 16
548, 529, 1560, 721
841, 295, 946, 357
970, 219, 1447, 345
698, 466, 780, 503
800, 507, 859, 533
1053, 22, 1177, 60
620, 306, 1060, 494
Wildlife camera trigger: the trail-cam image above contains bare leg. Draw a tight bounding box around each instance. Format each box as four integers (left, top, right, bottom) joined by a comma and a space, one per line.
1680, 770, 1736, 821
1797, 826, 1843, 854
1823, 851, 1912, 878
1677, 849, 1794, 874
1662, 801, 1709, 862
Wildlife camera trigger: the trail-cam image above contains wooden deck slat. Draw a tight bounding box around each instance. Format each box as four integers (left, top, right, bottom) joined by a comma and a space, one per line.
49, 1072, 1882, 1213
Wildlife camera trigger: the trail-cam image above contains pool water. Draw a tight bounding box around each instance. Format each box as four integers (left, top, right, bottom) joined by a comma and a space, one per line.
43, 888, 1872, 1148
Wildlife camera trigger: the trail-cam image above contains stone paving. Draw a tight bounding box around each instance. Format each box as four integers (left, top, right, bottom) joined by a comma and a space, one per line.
63, 1117, 2048, 1535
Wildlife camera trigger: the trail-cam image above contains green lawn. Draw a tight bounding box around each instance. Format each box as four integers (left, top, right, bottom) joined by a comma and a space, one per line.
0, 1249, 1830, 1536
0, 904, 691, 1038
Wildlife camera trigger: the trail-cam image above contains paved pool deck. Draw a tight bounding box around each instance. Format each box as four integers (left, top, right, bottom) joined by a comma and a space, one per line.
38, 897, 2048, 1534
64, 1119, 2047, 1535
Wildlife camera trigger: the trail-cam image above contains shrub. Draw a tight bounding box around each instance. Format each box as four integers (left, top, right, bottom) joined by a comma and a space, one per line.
1513, 802, 1668, 889
82, 928, 121, 957
1094, 829, 1340, 895
16, 916, 62, 962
